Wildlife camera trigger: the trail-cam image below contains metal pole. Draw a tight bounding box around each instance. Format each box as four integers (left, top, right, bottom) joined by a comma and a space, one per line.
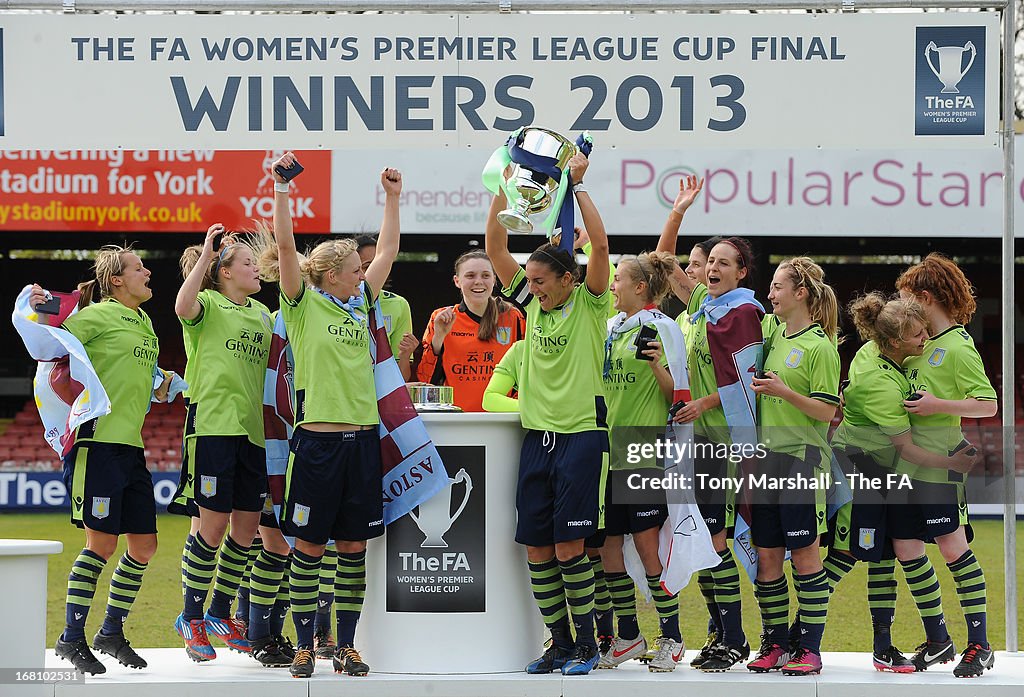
0, 0, 1010, 12
1001, 0, 1018, 656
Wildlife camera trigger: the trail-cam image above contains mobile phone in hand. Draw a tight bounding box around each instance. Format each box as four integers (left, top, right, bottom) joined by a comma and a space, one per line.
274, 160, 304, 181
634, 324, 658, 361
35, 295, 60, 315
950, 440, 977, 457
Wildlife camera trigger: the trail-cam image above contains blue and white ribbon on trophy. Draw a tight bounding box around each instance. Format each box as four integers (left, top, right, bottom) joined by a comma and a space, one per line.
482, 128, 593, 254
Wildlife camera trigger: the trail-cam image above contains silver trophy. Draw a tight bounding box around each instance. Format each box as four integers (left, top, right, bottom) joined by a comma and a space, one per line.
497, 128, 579, 234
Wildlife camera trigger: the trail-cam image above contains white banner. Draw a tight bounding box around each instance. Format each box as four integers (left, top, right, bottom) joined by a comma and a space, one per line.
331, 140, 1022, 238
0, 12, 1001, 150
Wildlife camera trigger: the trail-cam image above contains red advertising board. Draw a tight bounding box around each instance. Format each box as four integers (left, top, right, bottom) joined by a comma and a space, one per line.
0, 150, 331, 233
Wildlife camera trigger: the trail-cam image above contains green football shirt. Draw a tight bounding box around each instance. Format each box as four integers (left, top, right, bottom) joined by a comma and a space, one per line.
492, 338, 525, 386
62, 299, 159, 448
181, 290, 273, 446
181, 325, 197, 401
904, 325, 996, 480
758, 323, 839, 462
675, 283, 708, 352
831, 344, 913, 472
281, 284, 377, 427
501, 268, 610, 433
605, 322, 671, 469
356, 290, 412, 359
684, 294, 732, 445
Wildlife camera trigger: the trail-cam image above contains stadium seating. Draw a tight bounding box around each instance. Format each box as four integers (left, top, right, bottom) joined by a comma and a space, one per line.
0, 399, 185, 472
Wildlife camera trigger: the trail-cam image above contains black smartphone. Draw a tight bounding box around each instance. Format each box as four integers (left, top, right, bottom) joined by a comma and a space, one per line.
634, 324, 658, 361
950, 440, 977, 457
906, 392, 923, 401
754, 369, 769, 380
211, 231, 225, 251
274, 159, 304, 181
35, 295, 61, 315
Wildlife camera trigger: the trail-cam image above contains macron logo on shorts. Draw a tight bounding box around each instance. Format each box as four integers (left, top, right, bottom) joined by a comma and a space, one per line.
926, 517, 951, 525
786, 529, 811, 537
566, 520, 593, 527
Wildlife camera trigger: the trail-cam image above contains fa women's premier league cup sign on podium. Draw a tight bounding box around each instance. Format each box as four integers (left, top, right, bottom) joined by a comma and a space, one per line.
482, 127, 593, 251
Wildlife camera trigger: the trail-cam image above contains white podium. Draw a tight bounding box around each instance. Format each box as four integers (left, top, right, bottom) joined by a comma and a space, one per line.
0, 539, 63, 670
361, 412, 543, 674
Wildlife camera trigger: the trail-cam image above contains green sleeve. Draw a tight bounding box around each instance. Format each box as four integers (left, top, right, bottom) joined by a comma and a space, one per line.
179, 289, 210, 330
500, 267, 532, 308
953, 342, 997, 401
280, 283, 307, 326
808, 342, 841, 405
686, 283, 708, 315
482, 371, 520, 412
389, 296, 413, 358
484, 341, 522, 412
61, 304, 103, 345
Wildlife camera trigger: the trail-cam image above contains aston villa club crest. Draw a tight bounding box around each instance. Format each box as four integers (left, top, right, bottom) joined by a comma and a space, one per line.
200, 475, 217, 498
292, 504, 311, 527
496, 326, 512, 345
785, 348, 804, 368
91, 496, 110, 520
928, 347, 946, 367
859, 527, 875, 550
383, 314, 393, 334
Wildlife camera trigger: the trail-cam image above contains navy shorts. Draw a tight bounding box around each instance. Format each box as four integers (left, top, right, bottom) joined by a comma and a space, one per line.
830, 448, 896, 562
750, 448, 827, 551
888, 479, 968, 543
693, 436, 729, 535
604, 469, 667, 536
280, 428, 385, 545
515, 429, 609, 547
62, 441, 157, 535
169, 435, 268, 516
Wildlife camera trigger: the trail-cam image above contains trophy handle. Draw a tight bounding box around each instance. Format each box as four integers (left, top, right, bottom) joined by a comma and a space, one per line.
924, 41, 942, 82
449, 468, 473, 525
960, 41, 976, 81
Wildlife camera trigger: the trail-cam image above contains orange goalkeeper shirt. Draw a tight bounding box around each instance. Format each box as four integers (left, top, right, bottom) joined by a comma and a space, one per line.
417, 302, 526, 412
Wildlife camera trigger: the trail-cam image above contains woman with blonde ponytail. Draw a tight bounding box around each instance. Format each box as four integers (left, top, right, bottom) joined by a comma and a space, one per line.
597, 251, 687, 673
746, 257, 840, 676
169, 223, 297, 668
28, 246, 163, 675
417, 250, 525, 412
256, 152, 403, 679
